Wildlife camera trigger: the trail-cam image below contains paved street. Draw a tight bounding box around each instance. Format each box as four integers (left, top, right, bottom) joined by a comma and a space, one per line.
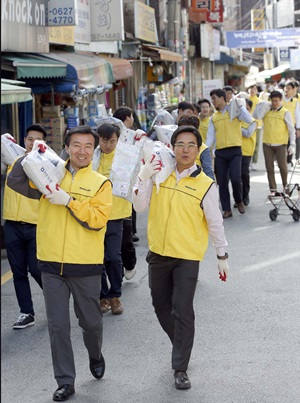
1, 152, 300, 403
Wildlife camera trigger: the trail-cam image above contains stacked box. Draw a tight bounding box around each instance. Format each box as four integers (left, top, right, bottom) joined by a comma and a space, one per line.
42, 106, 61, 118
67, 116, 80, 129
88, 100, 99, 117
40, 117, 65, 155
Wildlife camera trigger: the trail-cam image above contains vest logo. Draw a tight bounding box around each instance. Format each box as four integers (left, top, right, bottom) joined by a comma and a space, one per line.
79, 187, 91, 192
185, 186, 196, 191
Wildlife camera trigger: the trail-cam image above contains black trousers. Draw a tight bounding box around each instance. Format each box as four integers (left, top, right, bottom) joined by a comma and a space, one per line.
147, 251, 199, 371
121, 217, 136, 271
215, 146, 243, 212
241, 156, 251, 201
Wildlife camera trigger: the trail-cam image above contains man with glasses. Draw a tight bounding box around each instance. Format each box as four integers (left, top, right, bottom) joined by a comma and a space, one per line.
133, 125, 228, 391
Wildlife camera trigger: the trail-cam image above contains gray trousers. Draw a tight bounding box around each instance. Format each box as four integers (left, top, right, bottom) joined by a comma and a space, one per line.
42, 272, 103, 385
147, 251, 199, 371
263, 143, 288, 191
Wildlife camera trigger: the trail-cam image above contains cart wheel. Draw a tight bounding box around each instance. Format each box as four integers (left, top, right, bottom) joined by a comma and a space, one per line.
292, 210, 300, 222
269, 209, 278, 221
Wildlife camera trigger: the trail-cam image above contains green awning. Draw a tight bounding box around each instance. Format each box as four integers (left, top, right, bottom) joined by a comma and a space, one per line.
1, 82, 32, 104
2, 53, 67, 79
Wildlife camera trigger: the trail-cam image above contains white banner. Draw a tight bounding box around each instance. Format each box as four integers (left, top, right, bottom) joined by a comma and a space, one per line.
202, 79, 222, 100
90, 0, 124, 42
74, 0, 90, 44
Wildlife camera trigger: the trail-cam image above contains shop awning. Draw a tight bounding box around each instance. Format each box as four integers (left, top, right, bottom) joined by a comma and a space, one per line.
99, 56, 133, 81
1, 80, 32, 104
1, 54, 67, 79
141, 45, 183, 62
256, 63, 291, 82
41, 51, 114, 91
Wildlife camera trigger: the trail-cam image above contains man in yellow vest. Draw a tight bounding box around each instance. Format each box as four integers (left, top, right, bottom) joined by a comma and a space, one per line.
206, 88, 253, 218
248, 85, 262, 170
3, 124, 46, 329
133, 125, 228, 391
96, 123, 135, 315
197, 98, 213, 144
240, 99, 258, 206
292, 80, 300, 159
283, 82, 300, 166
262, 91, 296, 192
8, 126, 112, 402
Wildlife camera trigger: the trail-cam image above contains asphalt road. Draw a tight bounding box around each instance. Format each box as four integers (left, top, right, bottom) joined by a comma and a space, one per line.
1, 154, 300, 403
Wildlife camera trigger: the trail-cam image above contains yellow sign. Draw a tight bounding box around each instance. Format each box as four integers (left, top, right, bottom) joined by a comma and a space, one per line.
251, 9, 265, 52
49, 26, 74, 45
134, 1, 158, 43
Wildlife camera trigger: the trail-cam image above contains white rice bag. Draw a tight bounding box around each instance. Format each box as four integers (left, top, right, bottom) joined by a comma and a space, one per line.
109, 142, 142, 202
154, 125, 178, 147
1, 133, 26, 166
227, 98, 241, 121
155, 109, 175, 125
92, 145, 101, 171
21, 141, 65, 195
94, 116, 124, 131
252, 101, 271, 120
1, 161, 8, 175
142, 138, 176, 192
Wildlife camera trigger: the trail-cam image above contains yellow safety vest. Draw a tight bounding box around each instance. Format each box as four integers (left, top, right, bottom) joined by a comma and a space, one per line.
263, 107, 289, 145
241, 121, 257, 157
212, 110, 242, 149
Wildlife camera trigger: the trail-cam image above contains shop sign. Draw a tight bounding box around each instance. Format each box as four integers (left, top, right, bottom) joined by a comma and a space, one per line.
74, 0, 90, 44
46, 0, 77, 26
251, 9, 265, 52
290, 49, 300, 70
49, 26, 75, 45
1, 0, 49, 52
191, 0, 214, 12
200, 23, 214, 59
279, 47, 290, 62
202, 79, 222, 99
206, 0, 223, 23
134, 1, 157, 43
226, 28, 300, 49
90, 0, 124, 41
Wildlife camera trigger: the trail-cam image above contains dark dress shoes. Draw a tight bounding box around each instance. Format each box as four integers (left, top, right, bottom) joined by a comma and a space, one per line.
174, 370, 191, 390
89, 355, 105, 379
223, 210, 233, 219
53, 384, 75, 401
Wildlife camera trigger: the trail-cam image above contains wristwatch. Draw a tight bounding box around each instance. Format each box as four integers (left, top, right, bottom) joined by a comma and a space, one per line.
217, 253, 228, 260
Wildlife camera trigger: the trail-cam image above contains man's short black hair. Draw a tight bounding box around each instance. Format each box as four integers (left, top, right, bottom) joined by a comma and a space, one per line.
198, 98, 211, 107
113, 106, 133, 122
64, 125, 99, 148
97, 123, 120, 140
270, 90, 283, 99
177, 101, 195, 112
210, 88, 226, 102
223, 86, 233, 92
171, 125, 202, 148
285, 82, 296, 89
25, 123, 47, 139
178, 115, 200, 130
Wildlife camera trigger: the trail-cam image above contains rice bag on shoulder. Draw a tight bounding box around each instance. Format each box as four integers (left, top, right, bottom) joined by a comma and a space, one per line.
1, 133, 26, 166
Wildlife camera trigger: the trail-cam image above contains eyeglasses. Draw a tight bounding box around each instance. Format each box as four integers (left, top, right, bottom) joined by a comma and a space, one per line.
100, 138, 117, 146
174, 143, 198, 150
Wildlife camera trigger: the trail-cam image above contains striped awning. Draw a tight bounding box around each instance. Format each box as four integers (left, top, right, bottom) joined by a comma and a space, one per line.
1, 54, 67, 79
41, 51, 114, 90
1, 80, 32, 104
99, 56, 133, 81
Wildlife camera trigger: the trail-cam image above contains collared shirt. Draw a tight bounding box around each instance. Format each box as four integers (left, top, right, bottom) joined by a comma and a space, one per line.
133, 165, 228, 256
206, 105, 252, 149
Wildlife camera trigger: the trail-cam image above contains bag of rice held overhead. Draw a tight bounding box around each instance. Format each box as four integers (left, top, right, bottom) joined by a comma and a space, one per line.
154, 109, 175, 126
21, 142, 66, 195
109, 141, 142, 202
252, 101, 271, 120
227, 98, 241, 121
154, 125, 177, 147
142, 138, 176, 192
1, 133, 26, 166
94, 116, 124, 131
92, 145, 101, 171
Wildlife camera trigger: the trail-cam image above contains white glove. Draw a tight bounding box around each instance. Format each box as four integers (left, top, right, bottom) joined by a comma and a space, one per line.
32, 140, 48, 152
218, 259, 229, 282
138, 155, 162, 181
44, 182, 71, 206
134, 129, 147, 141
288, 144, 295, 156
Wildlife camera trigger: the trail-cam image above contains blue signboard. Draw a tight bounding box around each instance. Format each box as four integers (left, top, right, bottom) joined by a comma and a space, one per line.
226, 28, 300, 49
